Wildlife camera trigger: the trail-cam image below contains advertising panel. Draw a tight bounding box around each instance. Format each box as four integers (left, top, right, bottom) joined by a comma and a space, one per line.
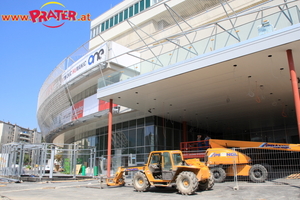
62, 42, 107, 84
83, 94, 98, 117
72, 100, 84, 120
61, 106, 72, 125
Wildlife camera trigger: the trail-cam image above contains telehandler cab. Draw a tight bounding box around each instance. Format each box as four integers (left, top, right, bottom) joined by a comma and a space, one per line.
106, 150, 214, 195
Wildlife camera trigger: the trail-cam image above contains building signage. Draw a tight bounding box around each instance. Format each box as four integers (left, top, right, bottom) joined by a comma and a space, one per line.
62, 43, 107, 85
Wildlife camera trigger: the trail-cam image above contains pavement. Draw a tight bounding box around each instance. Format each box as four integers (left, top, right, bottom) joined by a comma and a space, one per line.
0, 177, 300, 200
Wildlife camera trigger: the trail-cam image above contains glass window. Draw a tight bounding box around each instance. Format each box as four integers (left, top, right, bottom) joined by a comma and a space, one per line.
172, 153, 183, 165
114, 15, 118, 25
134, 3, 139, 15
95, 26, 99, 35
109, 17, 113, 27
101, 22, 105, 32
150, 153, 161, 164
174, 130, 180, 149
92, 28, 96, 38
146, 0, 151, 8
162, 152, 171, 170
146, 116, 155, 126
123, 121, 128, 130
122, 130, 129, 148
157, 127, 164, 146
122, 148, 129, 154
137, 147, 144, 153
129, 148, 136, 154
116, 123, 122, 131
137, 118, 144, 127
166, 128, 172, 148
124, 9, 128, 20
129, 129, 136, 147
145, 126, 155, 146
119, 12, 123, 22
137, 154, 145, 162
137, 128, 144, 146
129, 6, 134, 17
129, 120, 136, 129
140, 0, 145, 12
156, 116, 163, 126
105, 20, 109, 29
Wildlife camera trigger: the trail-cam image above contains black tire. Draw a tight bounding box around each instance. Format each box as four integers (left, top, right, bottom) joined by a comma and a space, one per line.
210, 167, 226, 183
249, 164, 268, 183
261, 163, 273, 179
176, 171, 198, 195
132, 171, 150, 192
198, 174, 214, 191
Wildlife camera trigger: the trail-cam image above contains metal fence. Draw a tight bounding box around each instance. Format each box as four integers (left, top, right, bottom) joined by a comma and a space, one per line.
0, 143, 96, 179
207, 146, 300, 189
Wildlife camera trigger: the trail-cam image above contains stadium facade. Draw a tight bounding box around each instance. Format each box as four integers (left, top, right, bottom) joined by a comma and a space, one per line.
37, 0, 300, 170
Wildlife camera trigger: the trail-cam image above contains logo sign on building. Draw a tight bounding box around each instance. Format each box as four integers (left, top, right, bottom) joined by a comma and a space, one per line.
62, 43, 107, 85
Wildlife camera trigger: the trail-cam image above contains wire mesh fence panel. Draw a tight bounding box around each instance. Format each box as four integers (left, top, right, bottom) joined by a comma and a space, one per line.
209, 146, 300, 188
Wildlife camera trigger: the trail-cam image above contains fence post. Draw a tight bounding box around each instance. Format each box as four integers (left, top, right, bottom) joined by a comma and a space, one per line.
233, 147, 239, 190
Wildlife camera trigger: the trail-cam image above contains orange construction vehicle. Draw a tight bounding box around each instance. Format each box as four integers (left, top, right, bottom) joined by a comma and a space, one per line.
106, 150, 214, 195
181, 139, 300, 183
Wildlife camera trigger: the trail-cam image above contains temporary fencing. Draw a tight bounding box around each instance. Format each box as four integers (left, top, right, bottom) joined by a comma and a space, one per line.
207, 145, 300, 189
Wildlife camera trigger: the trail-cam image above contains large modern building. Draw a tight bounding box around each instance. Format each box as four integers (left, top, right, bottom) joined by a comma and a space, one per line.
37, 0, 300, 171
0, 121, 41, 152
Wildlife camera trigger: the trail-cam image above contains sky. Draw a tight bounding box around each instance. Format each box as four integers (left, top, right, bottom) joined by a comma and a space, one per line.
0, 0, 122, 131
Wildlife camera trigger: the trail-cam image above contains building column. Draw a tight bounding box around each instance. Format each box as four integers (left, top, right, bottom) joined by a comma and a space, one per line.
107, 99, 113, 178
286, 49, 300, 141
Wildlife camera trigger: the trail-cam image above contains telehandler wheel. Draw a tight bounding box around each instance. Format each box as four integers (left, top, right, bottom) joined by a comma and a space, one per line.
133, 171, 150, 192
210, 167, 226, 183
249, 164, 268, 183
198, 174, 214, 191
176, 171, 198, 195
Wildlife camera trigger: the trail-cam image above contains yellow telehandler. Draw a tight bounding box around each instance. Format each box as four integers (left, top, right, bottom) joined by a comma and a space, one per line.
106, 150, 214, 195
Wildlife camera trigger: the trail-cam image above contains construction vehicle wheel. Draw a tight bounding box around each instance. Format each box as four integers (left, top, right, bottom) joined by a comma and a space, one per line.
262, 163, 273, 179
210, 167, 226, 183
249, 164, 268, 183
198, 174, 214, 191
133, 171, 150, 192
176, 171, 198, 195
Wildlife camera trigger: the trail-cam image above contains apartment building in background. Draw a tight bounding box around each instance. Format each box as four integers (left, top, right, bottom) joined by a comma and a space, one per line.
0, 121, 41, 152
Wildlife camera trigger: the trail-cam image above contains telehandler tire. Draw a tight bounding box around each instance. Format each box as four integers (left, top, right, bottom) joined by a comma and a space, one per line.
249, 164, 268, 183
133, 171, 150, 192
210, 167, 226, 183
198, 174, 214, 191
176, 171, 198, 195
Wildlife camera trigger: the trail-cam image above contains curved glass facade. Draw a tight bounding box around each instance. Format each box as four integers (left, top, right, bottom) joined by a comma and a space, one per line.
73, 116, 182, 164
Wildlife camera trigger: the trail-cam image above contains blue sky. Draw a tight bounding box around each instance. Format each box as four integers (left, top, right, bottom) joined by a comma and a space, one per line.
0, 0, 122, 131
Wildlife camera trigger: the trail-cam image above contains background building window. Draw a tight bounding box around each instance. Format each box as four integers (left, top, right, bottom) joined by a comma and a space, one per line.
140, 0, 145, 12
124, 9, 128, 20
119, 12, 123, 22
114, 15, 118, 25
134, 3, 139, 15
129, 6, 134, 17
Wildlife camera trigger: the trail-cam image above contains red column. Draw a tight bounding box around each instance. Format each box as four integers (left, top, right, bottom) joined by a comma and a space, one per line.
107, 99, 113, 178
182, 121, 187, 142
286, 49, 300, 141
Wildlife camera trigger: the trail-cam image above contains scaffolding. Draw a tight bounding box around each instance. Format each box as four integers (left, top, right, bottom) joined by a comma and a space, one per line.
0, 143, 96, 179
